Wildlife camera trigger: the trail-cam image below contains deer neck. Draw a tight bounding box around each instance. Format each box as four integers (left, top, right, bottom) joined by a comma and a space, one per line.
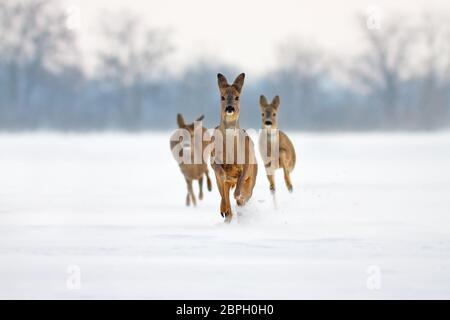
220, 116, 240, 131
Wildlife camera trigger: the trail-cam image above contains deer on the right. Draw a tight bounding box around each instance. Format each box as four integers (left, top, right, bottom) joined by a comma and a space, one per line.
258, 95, 296, 194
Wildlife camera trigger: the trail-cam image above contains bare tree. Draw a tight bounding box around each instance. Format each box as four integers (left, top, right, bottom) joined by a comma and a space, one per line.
97, 13, 172, 128
352, 15, 415, 127
416, 13, 450, 129
0, 0, 78, 114
271, 39, 327, 128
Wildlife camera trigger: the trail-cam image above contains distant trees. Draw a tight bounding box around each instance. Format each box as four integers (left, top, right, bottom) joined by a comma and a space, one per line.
0, 0, 449, 131
261, 39, 364, 130
352, 15, 415, 128
416, 13, 450, 129
349, 13, 450, 130
0, 0, 81, 129
264, 40, 328, 129
96, 12, 172, 129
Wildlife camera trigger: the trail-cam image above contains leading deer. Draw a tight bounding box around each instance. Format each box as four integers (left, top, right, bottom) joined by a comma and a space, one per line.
210, 73, 258, 223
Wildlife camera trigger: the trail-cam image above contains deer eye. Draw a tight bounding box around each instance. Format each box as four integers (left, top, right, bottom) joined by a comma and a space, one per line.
262, 113, 265, 117
272, 113, 276, 116
235, 96, 239, 101
221, 96, 225, 101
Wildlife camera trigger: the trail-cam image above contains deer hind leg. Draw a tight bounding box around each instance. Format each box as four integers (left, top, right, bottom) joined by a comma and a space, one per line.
283, 168, 293, 193
186, 178, 197, 206
198, 176, 204, 200
280, 151, 293, 193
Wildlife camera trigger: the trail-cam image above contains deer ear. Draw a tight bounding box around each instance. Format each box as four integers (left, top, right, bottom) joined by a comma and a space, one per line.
217, 73, 229, 90
271, 95, 280, 109
177, 113, 185, 128
232, 73, 245, 93
260, 95, 268, 107
196, 115, 204, 122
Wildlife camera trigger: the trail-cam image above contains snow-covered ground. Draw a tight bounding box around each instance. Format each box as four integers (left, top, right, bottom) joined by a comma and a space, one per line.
1, 132, 450, 299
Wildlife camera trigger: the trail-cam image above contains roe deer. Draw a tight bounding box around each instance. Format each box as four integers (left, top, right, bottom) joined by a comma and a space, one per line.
170, 113, 212, 206
210, 73, 258, 223
258, 95, 296, 193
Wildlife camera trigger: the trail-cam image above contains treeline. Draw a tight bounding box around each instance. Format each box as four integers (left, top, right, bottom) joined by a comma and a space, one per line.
1, 0, 450, 131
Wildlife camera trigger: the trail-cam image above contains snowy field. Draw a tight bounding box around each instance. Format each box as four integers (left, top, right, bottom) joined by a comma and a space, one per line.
1, 132, 450, 299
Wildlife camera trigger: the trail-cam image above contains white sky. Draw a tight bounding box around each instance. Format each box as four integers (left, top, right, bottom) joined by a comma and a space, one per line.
65, 0, 450, 76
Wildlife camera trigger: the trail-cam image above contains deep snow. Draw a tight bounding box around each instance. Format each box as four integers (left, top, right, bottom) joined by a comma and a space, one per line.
0, 132, 450, 299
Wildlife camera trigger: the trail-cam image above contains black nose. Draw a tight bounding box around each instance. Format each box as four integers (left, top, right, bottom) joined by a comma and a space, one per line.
225, 106, 235, 113
265, 120, 272, 126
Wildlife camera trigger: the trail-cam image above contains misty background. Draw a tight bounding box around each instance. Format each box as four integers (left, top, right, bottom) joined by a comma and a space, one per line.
1, 0, 450, 131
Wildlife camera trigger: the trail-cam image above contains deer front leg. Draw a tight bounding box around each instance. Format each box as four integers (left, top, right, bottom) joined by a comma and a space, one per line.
186, 178, 197, 206
221, 182, 233, 223
213, 165, 232, 221
186, 193, 190, 206
264, 160, 276, 194
198, 176, 204, 200
266, 169, 276, 194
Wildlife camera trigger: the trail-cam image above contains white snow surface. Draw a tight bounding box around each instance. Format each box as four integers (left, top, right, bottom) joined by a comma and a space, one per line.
1, 132, 450, 299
